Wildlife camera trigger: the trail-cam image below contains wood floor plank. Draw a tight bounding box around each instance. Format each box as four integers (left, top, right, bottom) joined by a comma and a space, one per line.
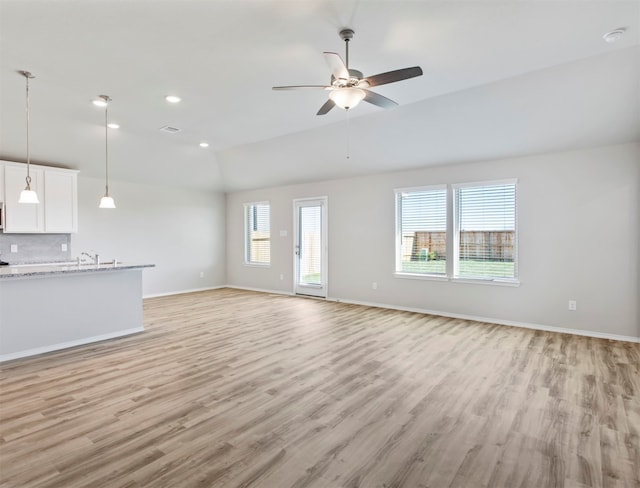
1, 288, 638, 487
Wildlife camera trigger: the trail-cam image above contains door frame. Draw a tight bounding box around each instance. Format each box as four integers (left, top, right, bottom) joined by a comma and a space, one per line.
293, 196, 328, 298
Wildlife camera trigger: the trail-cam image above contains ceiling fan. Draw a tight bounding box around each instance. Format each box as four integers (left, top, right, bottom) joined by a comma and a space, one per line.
273, 28, 423, 115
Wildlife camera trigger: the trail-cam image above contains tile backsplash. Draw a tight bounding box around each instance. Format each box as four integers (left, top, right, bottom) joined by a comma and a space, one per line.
0, 233, 71, 264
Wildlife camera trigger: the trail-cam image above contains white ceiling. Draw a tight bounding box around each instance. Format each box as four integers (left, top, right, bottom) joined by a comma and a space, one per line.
1, 0, 638, 192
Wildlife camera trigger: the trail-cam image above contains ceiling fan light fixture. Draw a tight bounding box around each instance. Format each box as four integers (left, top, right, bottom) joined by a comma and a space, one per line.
329, 88, 365, 110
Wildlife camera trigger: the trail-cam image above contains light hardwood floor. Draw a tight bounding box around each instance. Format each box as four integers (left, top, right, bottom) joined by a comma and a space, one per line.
1, 288, 638, 488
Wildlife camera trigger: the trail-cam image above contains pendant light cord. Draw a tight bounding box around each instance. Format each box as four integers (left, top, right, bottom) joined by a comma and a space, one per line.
24, 72, 32, 188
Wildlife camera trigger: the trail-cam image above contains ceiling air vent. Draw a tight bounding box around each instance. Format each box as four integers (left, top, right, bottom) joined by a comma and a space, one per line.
159, 125, 181, 134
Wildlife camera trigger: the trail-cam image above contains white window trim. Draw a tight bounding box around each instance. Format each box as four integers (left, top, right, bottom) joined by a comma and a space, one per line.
451, 277, 520, 287
243, 201, 271, 267
450, 178, 518, 190
452, 178, 518, 282
394, 180, 520, 286
395, 184, 447, 277
393, 272, 449, 282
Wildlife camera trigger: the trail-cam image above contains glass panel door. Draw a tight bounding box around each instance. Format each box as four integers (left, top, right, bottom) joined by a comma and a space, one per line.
294, 198, 327, 297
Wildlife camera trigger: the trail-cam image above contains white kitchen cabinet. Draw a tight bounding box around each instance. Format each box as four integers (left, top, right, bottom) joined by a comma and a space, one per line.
1, 161, 78, 234
3, 165, 45, 233
0, 169, 4, 231
44, 169, 78, 233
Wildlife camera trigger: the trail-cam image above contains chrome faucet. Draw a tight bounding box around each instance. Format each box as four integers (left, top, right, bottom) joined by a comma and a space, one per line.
80, 251, 100, 265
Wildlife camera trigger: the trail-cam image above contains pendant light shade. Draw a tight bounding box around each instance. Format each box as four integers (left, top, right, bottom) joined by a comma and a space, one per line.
97, 95, 115, 209
99, 195, 116, 209
19, 189, 40, 204
18, 70, 39, 204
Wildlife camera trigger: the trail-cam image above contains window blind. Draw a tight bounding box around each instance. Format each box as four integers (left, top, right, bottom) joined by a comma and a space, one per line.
454, 182, 517, 279
245, 203, 270, 265
396, 187, 447, 275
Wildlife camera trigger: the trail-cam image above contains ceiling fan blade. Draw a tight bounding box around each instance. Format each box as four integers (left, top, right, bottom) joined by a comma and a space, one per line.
362, 66, 423, 88
323, 52, 349, 82
272, 85, 331, 90
363, 90, 398, 109
316, 98, 336, 115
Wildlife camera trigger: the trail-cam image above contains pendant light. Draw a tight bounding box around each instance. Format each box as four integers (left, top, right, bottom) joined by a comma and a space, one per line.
18, 70, 40, 204
97, 95, 116, 209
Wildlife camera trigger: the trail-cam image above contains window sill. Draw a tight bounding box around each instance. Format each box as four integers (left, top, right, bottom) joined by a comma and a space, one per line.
394, 272, 520, 287
244, 262, 271, 268
393, 272, 448, 282
452, 277, 520, 287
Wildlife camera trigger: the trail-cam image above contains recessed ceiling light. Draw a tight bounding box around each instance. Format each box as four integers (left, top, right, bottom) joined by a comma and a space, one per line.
603, 28, 625, 43
107, 123, 120, 129
165, 95, 181, 103
199, 142, 209, 148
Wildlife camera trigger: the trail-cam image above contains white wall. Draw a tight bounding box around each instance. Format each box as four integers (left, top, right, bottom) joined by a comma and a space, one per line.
72, 176, 226, 297
226, 143, 640, 339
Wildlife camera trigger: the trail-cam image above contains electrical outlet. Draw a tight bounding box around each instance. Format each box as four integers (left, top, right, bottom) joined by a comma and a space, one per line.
372, 282, 377, 290
10, 244, 17, 253
568, 300, 577, 311
199, 271, 204, 278
61, 243, 68, 252
280, 273, 284, 280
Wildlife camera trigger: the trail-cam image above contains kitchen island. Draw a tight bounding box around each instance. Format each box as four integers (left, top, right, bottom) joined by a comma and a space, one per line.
0, 262, 154, 362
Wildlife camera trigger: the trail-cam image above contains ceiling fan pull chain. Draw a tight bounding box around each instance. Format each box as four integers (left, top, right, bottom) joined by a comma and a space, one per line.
346, 109, 351, 159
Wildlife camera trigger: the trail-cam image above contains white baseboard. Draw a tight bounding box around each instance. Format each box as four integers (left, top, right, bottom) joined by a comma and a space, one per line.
325, 297, 640, 344
144, 285, 225, 299
226, 285, 295, 296
144, 286, 640, 344
0, 327, 145, 363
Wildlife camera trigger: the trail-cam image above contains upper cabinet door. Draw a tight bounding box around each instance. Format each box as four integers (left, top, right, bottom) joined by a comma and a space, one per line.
3, 165, 45, 233
44, 170, 78, 233
1, 162, 78, 234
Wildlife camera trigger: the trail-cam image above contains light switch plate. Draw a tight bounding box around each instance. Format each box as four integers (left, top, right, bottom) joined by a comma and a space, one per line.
10, 244, 17, 253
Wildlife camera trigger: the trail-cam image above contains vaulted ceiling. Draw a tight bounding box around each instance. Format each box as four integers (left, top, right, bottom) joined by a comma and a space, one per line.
1, 0, 638, 192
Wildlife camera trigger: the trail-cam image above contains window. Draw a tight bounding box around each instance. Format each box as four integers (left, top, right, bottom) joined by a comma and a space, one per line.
396, 186, 447, 276
244, 202, 270, 265
395, 180, 518, 283
453, 181, 517, 280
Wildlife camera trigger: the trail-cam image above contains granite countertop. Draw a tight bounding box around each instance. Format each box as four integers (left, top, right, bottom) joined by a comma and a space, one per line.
0, 262, 155, 279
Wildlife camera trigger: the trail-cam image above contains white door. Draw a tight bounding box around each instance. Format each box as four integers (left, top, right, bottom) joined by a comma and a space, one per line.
294, 197, 327, 297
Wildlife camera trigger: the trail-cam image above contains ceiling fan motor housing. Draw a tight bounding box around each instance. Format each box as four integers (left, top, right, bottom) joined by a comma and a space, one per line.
339, 28, 355, 41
